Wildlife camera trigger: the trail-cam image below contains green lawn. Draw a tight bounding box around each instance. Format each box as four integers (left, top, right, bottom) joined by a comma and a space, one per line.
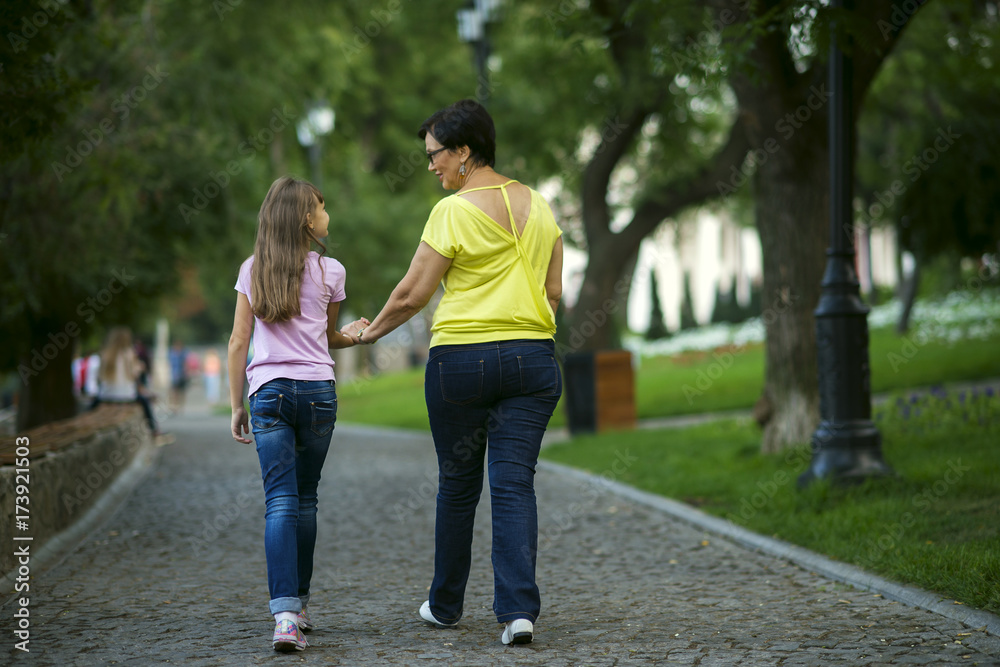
634, 325, 1000, 418
337, 323, 1000, 428
541, 388, 1000, 614
337, 366, 430, 431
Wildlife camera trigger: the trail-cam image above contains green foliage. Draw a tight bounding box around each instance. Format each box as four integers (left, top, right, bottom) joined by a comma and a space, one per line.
488, 0, 737, 251
0, 0, 90, 162
1, 0, 483, 371
1, 2, 230, 368
857, 0, 1000, 260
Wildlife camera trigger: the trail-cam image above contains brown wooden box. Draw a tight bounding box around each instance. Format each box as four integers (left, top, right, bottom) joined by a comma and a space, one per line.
563, 349, 637, 434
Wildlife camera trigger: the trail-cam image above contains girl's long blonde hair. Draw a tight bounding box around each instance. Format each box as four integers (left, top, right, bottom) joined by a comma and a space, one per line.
250, 176, 326, 323
99, 327, 135, 381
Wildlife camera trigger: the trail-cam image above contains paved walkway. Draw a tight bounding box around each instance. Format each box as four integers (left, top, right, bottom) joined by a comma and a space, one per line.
3, 406, 999, 666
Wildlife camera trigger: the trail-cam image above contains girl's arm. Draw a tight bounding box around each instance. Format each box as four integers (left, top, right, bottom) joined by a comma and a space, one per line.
228, 292, 254, 443
326, 301, 360, 349
357, 242, 452, 343
545, 237, 564, 315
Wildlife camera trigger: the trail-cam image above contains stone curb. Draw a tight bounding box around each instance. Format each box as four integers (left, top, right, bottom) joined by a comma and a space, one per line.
0, 436, 160, 601
539, 458, 1000, 639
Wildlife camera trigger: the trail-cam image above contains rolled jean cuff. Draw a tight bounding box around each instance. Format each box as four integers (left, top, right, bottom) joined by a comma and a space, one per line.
496, 611, 537, 624
269, 596, 302, 615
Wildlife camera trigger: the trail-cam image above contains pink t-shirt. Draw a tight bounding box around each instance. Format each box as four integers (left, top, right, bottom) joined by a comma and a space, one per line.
235, 252, 346, 395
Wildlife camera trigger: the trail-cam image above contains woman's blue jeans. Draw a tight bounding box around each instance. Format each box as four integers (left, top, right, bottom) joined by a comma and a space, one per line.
424, 339, 562, 625
249, 378, 337, 616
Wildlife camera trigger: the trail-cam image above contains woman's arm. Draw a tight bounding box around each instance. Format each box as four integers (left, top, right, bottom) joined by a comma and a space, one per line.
228, 292, 254, 443
358, 242, 452, 343
545, 237, 563, 315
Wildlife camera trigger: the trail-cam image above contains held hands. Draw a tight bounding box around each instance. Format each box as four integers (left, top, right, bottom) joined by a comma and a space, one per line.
340, 317, 371, 345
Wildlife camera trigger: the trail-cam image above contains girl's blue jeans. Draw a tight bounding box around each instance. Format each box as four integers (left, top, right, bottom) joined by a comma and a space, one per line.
423, 339, 562, 625
249, 378, 337, 616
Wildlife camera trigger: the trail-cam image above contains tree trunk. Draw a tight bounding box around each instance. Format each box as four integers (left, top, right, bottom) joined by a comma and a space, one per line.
896, 256, 920, 334
563, 243, 634, 352
17, 318, 79, 430
753, 118, 829, 453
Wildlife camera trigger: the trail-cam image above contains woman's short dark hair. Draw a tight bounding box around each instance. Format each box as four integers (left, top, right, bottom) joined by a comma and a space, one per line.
418, 99, 496, 168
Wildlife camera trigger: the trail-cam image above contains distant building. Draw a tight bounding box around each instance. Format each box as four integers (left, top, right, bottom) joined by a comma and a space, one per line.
561, 209, 899, 335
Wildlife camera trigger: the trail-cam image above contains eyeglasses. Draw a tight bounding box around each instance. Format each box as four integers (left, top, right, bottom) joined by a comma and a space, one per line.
426, 147, 448, 165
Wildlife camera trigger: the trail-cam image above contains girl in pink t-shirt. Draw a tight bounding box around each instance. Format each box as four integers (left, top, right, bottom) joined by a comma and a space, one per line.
228, 176, 366, 653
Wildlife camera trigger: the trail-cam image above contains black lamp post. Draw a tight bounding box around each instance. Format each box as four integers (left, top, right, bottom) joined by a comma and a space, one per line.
456, 0, 500, 103
799, 0, 893, 486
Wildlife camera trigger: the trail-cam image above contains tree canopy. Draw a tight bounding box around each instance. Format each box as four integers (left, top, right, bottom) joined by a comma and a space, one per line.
3, 0, 997, 443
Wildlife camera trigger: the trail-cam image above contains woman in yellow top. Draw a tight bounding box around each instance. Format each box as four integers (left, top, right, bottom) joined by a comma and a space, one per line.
347, 99, 563, 646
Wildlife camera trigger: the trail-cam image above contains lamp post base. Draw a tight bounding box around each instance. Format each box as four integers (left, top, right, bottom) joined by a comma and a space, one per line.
798, 419, 893, 487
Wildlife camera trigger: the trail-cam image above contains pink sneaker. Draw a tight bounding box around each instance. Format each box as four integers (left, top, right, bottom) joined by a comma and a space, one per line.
272, 619, 307, 652
297, 609, 313, 633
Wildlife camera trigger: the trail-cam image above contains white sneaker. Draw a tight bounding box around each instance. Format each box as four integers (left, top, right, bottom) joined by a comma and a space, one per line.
419, 600, 459, 628
501, 618, 533, 645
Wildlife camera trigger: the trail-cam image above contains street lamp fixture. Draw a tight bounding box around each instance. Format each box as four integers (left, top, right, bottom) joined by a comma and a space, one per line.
296, 102, 335, 190
456, 0, 501, 102
799, 0, 892, 486
296, 104, 335, 148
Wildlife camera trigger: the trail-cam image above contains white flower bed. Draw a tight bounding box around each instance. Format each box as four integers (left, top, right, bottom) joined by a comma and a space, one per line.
625, 288, 1000, 358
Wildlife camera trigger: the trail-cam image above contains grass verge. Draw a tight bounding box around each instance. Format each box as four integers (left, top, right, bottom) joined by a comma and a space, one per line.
636, 325, 1000, 418
337, 324, 1000, 430
540, 387, 1000, 614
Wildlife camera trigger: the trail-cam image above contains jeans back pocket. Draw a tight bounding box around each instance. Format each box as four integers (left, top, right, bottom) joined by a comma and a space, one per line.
249, 392, 283, 431
438, 360, 485, 405
310, 398, 338, 436
518, 354, 561, 397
